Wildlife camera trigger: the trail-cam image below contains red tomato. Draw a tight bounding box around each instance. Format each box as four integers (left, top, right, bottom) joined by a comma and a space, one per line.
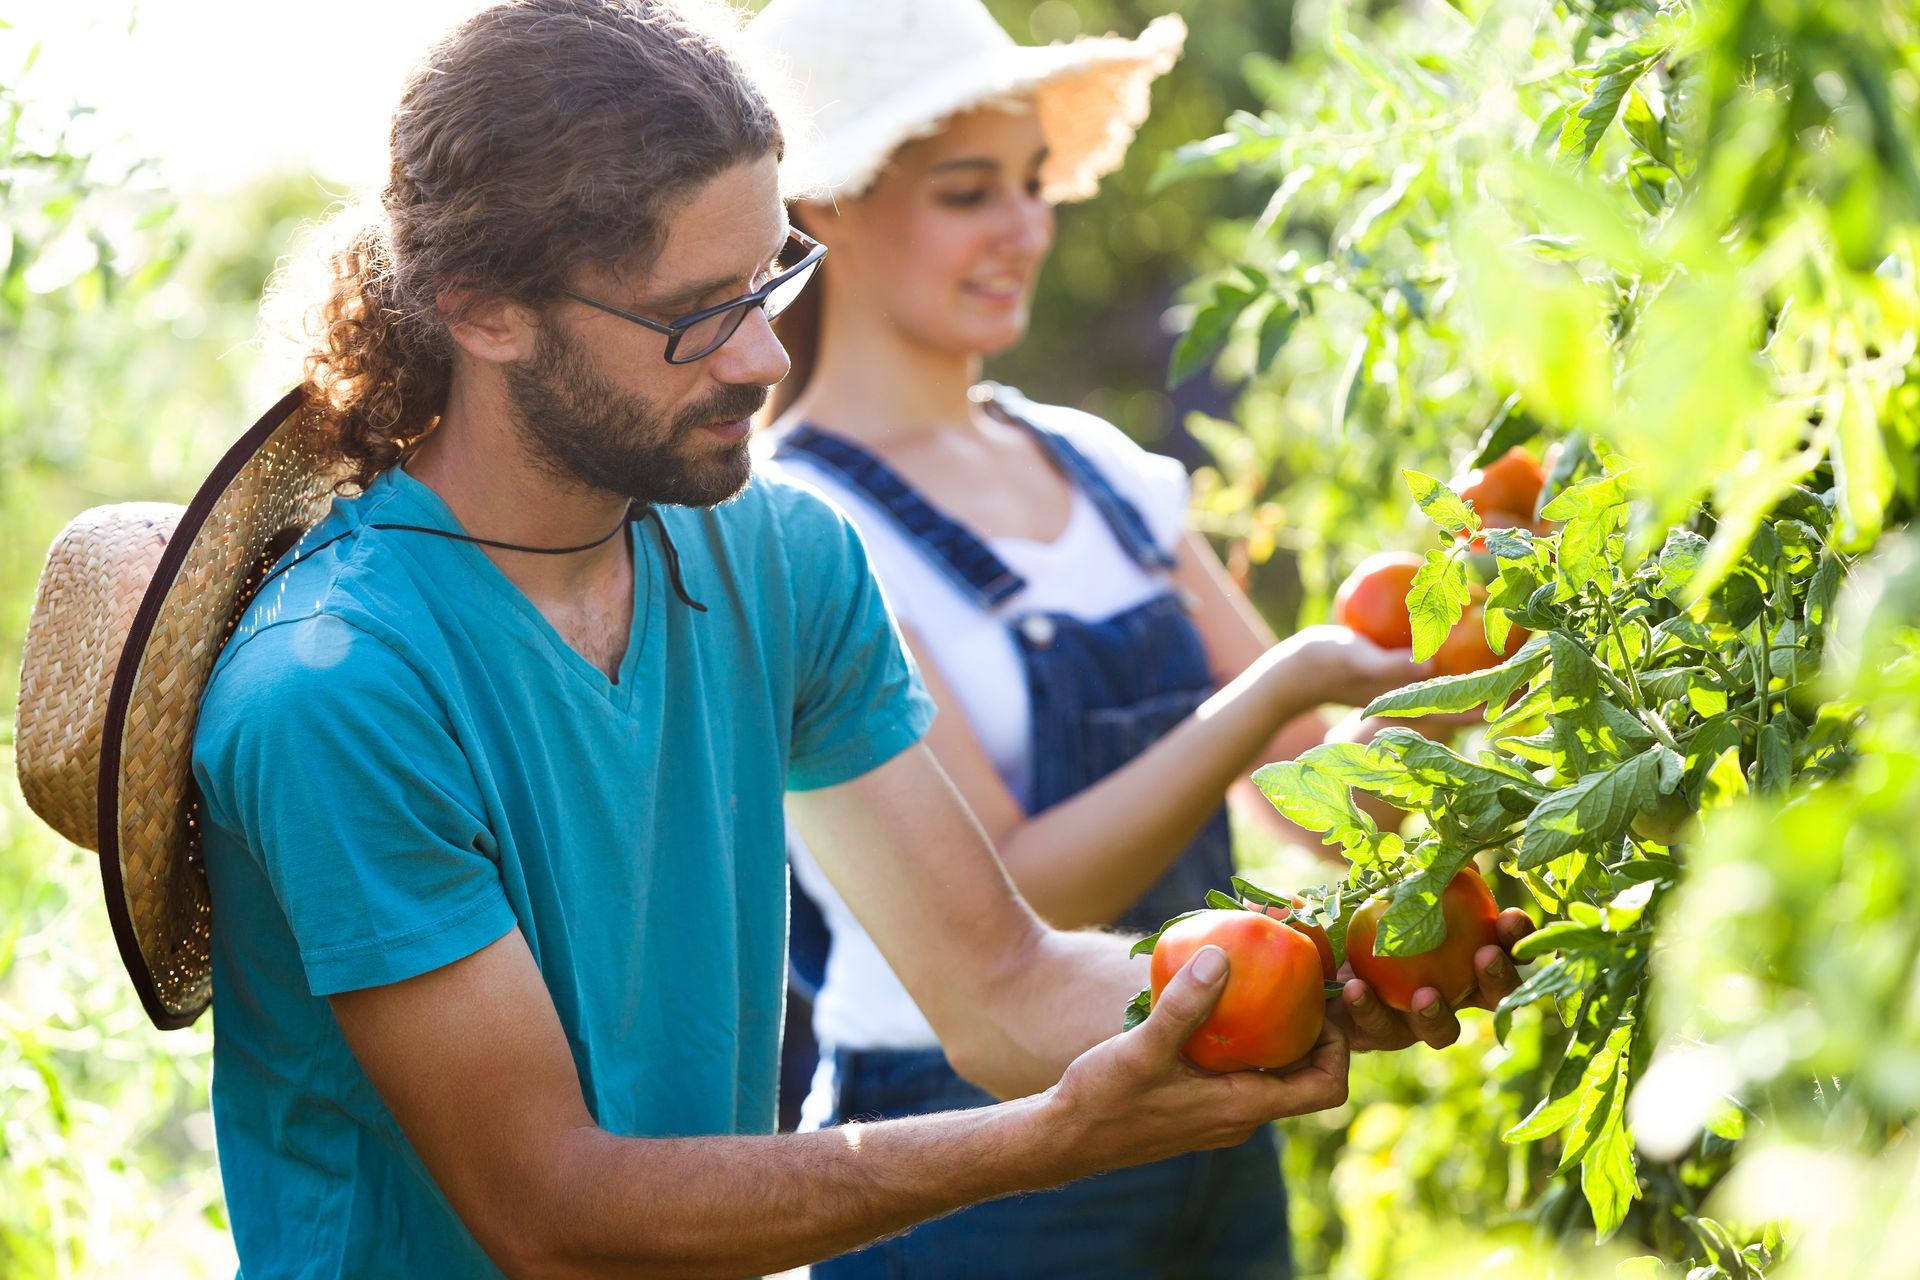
1333, 552, 1424, 650
1251, 897, 1339, 981
1346, 868, 1500, 1012
1433, 604, 1528, 676
1148, 909, 1326, 1072
1454, 447, 1546, 521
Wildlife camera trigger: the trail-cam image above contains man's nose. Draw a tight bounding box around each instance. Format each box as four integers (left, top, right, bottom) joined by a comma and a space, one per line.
710, 306, 791, 388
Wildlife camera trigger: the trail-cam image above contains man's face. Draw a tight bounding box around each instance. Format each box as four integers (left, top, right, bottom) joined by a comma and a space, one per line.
506, 152, 791, 508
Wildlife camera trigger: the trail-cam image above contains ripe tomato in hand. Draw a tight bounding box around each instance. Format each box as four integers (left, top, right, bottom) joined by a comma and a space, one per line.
1149, 909, 1327, 1072
1250, 898, 1338, 981
1433, 604, 1527, 676
1346, 868, 1501, 1012
1454, 447, 1546, 521
1333, 552, 1424, 650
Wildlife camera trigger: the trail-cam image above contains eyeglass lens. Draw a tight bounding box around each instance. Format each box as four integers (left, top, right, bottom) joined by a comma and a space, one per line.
670, 244, 822, 363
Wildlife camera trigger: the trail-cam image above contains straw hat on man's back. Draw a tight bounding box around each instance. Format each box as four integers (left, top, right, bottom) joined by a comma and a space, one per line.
746, 0, 1185, 203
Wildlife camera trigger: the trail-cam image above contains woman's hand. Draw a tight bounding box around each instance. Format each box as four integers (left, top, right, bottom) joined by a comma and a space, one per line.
1263, 624, 1433, 711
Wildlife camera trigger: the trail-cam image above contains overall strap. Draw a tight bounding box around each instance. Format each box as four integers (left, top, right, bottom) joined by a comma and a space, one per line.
774, 425, 1026, 609
985, 397, 1178, 573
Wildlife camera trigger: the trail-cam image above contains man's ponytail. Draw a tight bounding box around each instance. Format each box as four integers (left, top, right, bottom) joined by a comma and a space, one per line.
299, 216, 451, 492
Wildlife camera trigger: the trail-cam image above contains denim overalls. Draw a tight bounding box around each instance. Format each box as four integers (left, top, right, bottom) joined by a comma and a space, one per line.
776, 402, 1290, 1280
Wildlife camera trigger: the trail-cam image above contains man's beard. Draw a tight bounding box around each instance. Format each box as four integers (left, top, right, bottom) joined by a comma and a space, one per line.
503, 321, 766, 509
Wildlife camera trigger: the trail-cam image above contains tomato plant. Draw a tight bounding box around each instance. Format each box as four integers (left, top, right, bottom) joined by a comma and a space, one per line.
1153, 0, 1920, 1270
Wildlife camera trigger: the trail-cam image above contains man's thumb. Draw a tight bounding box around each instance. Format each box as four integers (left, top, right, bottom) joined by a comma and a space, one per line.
1142, 946, 1229, 1052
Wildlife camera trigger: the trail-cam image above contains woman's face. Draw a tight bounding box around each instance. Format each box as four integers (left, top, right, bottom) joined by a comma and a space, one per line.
812, 103, 1055, 359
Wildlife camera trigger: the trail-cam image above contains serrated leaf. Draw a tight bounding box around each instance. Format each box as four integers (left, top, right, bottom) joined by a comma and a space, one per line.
1204, 889, 1244, 911
1274, 740, 1435, 807
1122, 986, 1153, 1031
1251, 759, 1381, 850
1372, 844, 1477, 957
1485, 526, 1536, 560
1654, 528, 1709, 599
1581, 1099, 1637, 1240
1408, 548, 1471, 661
1804, 551, 1842, 629
1363, 631, 1551, 718
1520, 747, 1682, 868
1404, 469, 1479, 535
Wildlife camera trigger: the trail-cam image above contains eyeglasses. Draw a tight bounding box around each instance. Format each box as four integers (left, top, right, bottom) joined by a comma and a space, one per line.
558, 227, 826, 365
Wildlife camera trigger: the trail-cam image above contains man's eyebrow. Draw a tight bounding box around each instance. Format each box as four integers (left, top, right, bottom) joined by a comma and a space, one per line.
644, 221, 792, 312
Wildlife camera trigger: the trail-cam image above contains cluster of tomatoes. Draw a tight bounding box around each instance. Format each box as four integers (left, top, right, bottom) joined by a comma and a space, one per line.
1145, 450, 1546, 1072
1334, 447, 1549, 675
1149, 871, 1502, 1071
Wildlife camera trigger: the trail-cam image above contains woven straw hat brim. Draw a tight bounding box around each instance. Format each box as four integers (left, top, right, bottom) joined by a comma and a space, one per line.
24, 389, 342, 1028
780, 14, 1185, 203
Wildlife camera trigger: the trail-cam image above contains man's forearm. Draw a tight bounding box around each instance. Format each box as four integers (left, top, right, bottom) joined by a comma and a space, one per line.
952, 926, 1146, 1099
513, 1093, 1077, 1279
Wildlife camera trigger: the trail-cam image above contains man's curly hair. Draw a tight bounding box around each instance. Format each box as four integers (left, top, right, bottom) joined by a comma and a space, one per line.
299, 0, 781, 490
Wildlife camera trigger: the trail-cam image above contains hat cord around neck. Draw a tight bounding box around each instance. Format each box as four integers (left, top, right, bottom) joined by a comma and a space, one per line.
251, 504, 709, 613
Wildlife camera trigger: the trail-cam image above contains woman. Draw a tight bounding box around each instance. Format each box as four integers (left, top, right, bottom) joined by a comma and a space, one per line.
746, 2, 1451, 1275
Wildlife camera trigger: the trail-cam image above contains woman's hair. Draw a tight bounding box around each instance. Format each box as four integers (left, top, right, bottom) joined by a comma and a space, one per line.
290, 0, 781, 489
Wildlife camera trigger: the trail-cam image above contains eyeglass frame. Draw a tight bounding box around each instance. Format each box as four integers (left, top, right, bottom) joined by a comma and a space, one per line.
555, 227, 827, 365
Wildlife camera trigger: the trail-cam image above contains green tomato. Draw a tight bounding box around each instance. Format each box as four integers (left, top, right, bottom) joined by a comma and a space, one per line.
1631, 787, 1693, 846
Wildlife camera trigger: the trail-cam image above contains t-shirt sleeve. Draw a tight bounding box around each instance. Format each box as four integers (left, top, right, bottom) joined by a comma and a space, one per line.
193, 613, 516, 996
776, 483, 936, 792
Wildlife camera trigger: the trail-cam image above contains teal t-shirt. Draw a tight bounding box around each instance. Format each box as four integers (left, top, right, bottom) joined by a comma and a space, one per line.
192, 466, 932, 1279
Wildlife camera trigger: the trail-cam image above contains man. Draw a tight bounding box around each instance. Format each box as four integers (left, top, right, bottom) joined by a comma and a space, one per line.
189, 2, 1529, 1276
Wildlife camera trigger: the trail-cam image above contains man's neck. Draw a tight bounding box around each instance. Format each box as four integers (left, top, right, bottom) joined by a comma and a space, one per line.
405, 376, 634, 601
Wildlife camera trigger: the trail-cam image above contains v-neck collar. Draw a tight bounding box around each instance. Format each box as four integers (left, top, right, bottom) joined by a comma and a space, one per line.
377, 469, 655, 710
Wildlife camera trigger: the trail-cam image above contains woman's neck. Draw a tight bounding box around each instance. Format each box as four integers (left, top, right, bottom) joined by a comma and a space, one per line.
785, 299, 989, 449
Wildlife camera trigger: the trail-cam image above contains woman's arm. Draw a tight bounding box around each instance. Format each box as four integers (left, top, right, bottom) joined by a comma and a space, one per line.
904, 538, 1427, 929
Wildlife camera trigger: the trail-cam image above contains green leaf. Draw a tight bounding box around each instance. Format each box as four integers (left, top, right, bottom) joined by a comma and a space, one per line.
1653, 528, 1709, 599
1540, 468, 1634, 522
1559, 35, 1670, 166
1278, 740, 1434, 806
1251, 759, 1381, 850
1204, 889, 1244, 911
1122, 986, 1153, 1031
1168, 284, 1257, 389
1403, 469, 1479, 535
1255, 296, 1299, 372
1363, 631, 1551, 718
1231, 877, 1290, 910
1580, 1095, 1638, 1240
1407, 548, 1471, 661
1148, 114, 1283, 193
1520, 747, 1683, 868
1804, 550, 1843, 630
1469, 395, 1536, 468
1372, 844, 1477, 957
1755, 720, 1791, 793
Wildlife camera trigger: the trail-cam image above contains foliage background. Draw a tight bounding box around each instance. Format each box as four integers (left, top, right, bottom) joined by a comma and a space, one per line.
5, 0, 1918, 1276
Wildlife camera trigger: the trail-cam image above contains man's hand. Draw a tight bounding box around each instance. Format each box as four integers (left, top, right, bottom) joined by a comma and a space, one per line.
1042, 945, 1349, 1179
1329, 909, 1535, 1051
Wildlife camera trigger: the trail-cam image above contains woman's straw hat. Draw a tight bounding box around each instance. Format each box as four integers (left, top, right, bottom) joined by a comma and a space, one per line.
745, 0, 1185, 203
14, 391, 343, 1028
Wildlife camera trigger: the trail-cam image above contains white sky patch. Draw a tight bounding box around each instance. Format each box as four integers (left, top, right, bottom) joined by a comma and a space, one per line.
5, 0, 489, 192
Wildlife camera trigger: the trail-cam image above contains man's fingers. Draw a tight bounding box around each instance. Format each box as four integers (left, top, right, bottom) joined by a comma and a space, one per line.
1137, 946, 1229, 1058
1494, 908, 1535, 950
1229, 1023, 1350, 1117
1469, 942, 1521, 1010
1339, 978, 1411, 1052
1408, 989, 1461, 1048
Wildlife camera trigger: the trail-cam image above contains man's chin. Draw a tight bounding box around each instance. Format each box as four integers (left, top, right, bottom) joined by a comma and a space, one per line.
626, 443, 754, 510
